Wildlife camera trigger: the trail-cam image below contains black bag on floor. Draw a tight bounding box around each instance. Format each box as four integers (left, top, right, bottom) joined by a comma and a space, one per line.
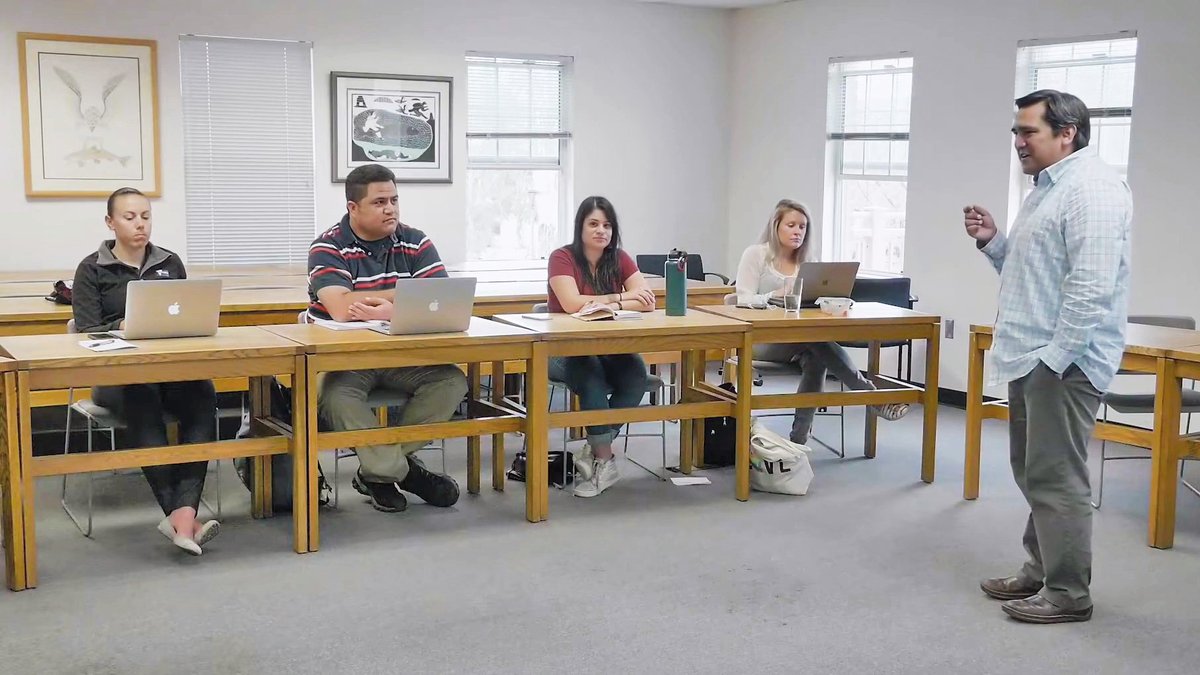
702, 382, 738, 467
234, 378, 330, 511
507, 450, 575, 487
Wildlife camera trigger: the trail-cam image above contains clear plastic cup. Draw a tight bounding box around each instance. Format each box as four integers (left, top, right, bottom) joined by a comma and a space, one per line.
784, 278, 802, 315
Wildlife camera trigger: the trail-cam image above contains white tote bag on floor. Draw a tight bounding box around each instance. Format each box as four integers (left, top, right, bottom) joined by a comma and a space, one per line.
749, 419, 814, 495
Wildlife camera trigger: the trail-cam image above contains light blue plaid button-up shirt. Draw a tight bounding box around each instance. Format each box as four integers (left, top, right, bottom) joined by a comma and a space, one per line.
980, 145, 1133, 391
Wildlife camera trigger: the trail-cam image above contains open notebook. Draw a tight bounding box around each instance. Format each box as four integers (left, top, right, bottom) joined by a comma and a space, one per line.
570, 305, 643, 322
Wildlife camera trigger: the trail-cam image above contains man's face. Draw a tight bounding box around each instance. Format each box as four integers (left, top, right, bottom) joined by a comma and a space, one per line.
1012, 101, 1076, 176
348, 181, 399, 239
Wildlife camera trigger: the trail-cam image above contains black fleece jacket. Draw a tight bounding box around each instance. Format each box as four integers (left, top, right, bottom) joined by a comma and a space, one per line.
71, 241, 187, 332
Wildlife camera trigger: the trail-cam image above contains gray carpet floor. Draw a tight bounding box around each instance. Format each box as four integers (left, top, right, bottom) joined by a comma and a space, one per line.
2, 400, 1199, 674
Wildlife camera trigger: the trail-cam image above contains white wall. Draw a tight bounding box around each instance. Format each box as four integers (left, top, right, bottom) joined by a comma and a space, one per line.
6, 0, 1196, 395
729, 0, 1200, 393
0, 0, 730, 269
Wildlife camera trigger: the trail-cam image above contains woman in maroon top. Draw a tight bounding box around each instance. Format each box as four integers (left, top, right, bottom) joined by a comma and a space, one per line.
547, 196, 655, 497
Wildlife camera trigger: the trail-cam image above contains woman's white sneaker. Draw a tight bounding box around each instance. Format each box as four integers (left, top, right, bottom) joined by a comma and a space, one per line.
573, 443, 595, 481
574, 457, 619, 498
869, 402, 910, 421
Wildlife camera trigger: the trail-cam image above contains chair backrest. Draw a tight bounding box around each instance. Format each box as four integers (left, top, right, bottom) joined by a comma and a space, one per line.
1129, 315, 1195, 330
66, 319, 77, 334
849, 276, 913, 309
533, 302, 549, 312
723, 293, 738, 306
635, 254, 707, 282
297, 311, 309, 324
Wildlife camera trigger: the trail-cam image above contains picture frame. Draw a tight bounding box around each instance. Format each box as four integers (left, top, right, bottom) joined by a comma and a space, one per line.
330, 71, 453, 184
17, 33, 161, 198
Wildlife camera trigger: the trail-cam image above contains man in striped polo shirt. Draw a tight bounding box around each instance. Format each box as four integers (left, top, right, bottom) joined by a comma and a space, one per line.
308, 164, 468, 513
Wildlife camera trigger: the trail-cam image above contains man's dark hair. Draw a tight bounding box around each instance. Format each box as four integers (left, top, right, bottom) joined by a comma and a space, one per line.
1016, 89, 1090, 151
106, 187, 145, 216
345, 164, 396, 202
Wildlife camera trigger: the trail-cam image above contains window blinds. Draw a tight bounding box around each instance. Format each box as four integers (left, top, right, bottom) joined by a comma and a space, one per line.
466, 54, 570, 138
1015, 33, 1137, 116
827, 56, 913, 140
180, 36, 315, 265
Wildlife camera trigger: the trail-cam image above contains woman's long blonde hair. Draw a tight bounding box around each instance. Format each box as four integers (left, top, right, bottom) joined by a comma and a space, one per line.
759, 199, 813, 266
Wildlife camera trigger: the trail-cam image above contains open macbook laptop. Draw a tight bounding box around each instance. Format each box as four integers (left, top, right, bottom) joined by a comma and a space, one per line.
370, 277, 477, 335
769, 262, 860, 308
112, 279, 223, 339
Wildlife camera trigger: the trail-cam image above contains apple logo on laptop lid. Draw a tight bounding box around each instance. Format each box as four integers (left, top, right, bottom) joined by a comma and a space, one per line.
168, 302, 181, 316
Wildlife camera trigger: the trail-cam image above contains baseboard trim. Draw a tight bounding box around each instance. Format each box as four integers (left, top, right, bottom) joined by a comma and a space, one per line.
938, 388, 1002, 410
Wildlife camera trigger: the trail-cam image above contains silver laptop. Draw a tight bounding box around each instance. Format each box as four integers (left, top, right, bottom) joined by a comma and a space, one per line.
772, 262, 860, 307
370, 277, 477, 335
113, 279, 222, 339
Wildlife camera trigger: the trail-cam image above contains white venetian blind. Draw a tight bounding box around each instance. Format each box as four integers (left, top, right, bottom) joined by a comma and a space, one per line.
1015, 34, 1137, 114
826, 55, 913, 139
466, 53, 570, 162
180, 36, 315, 265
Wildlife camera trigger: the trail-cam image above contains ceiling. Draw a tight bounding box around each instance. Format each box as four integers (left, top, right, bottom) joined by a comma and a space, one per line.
633, 0, 789, 8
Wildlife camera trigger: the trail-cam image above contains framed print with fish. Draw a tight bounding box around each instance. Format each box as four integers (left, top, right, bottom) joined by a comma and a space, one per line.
330, 71, 453, 184
18, 33, 161, 198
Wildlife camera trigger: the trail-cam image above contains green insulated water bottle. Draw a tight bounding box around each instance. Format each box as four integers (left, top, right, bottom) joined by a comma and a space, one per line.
665, 249, 687, 316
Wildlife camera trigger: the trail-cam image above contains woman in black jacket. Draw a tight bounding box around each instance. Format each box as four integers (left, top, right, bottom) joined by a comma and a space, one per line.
72, 187, 219, 555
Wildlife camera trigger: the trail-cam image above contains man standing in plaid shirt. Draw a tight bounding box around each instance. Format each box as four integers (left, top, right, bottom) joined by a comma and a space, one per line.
964, 90, 1133, 623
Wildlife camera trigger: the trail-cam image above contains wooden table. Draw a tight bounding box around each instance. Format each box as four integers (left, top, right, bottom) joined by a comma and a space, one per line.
698, 303, 942, 485
0, 357, 15, 584
0, 327, 308, 590
1161, 345, 1200, 548
260, 318, 536, 547
964, 323, 1200, 548
0, 277, 730, 336
494, 310, 752, 513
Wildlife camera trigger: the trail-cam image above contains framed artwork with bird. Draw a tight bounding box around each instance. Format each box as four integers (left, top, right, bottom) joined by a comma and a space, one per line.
17, 33, 161, 197
330, 71, 453, 184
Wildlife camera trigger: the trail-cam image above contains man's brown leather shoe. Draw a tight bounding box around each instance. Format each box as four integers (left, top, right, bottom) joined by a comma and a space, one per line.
980, 575, 1043, 600
1001, 595, 1093, 624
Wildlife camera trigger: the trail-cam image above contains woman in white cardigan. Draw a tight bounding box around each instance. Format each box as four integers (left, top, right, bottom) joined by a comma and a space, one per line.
735, 199, 909, 444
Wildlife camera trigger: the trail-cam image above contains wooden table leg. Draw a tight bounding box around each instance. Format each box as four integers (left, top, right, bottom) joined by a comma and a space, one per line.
691, 349, 707, 467
249, 375, 273, 519
921, 326, 939, 484
17, 372, 36, 588
1, 372, 28, 591
491, 360, 506, 492
1149, 357, 1182, 549
736, 332, 753, 502
466, 363, 481, 495
304, 360, 321, 551
284, 363, 309, 554
525, 342, 549, 522
964, 330, 984, 499
864, 341, 880, 459
679, 349, 695, 474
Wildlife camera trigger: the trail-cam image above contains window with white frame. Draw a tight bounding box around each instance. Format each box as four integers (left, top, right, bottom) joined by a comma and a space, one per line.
179, 36, 315, 266
1012, 33, 1137, 201
824, 56, 912, 273
466, 53, 572, 262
